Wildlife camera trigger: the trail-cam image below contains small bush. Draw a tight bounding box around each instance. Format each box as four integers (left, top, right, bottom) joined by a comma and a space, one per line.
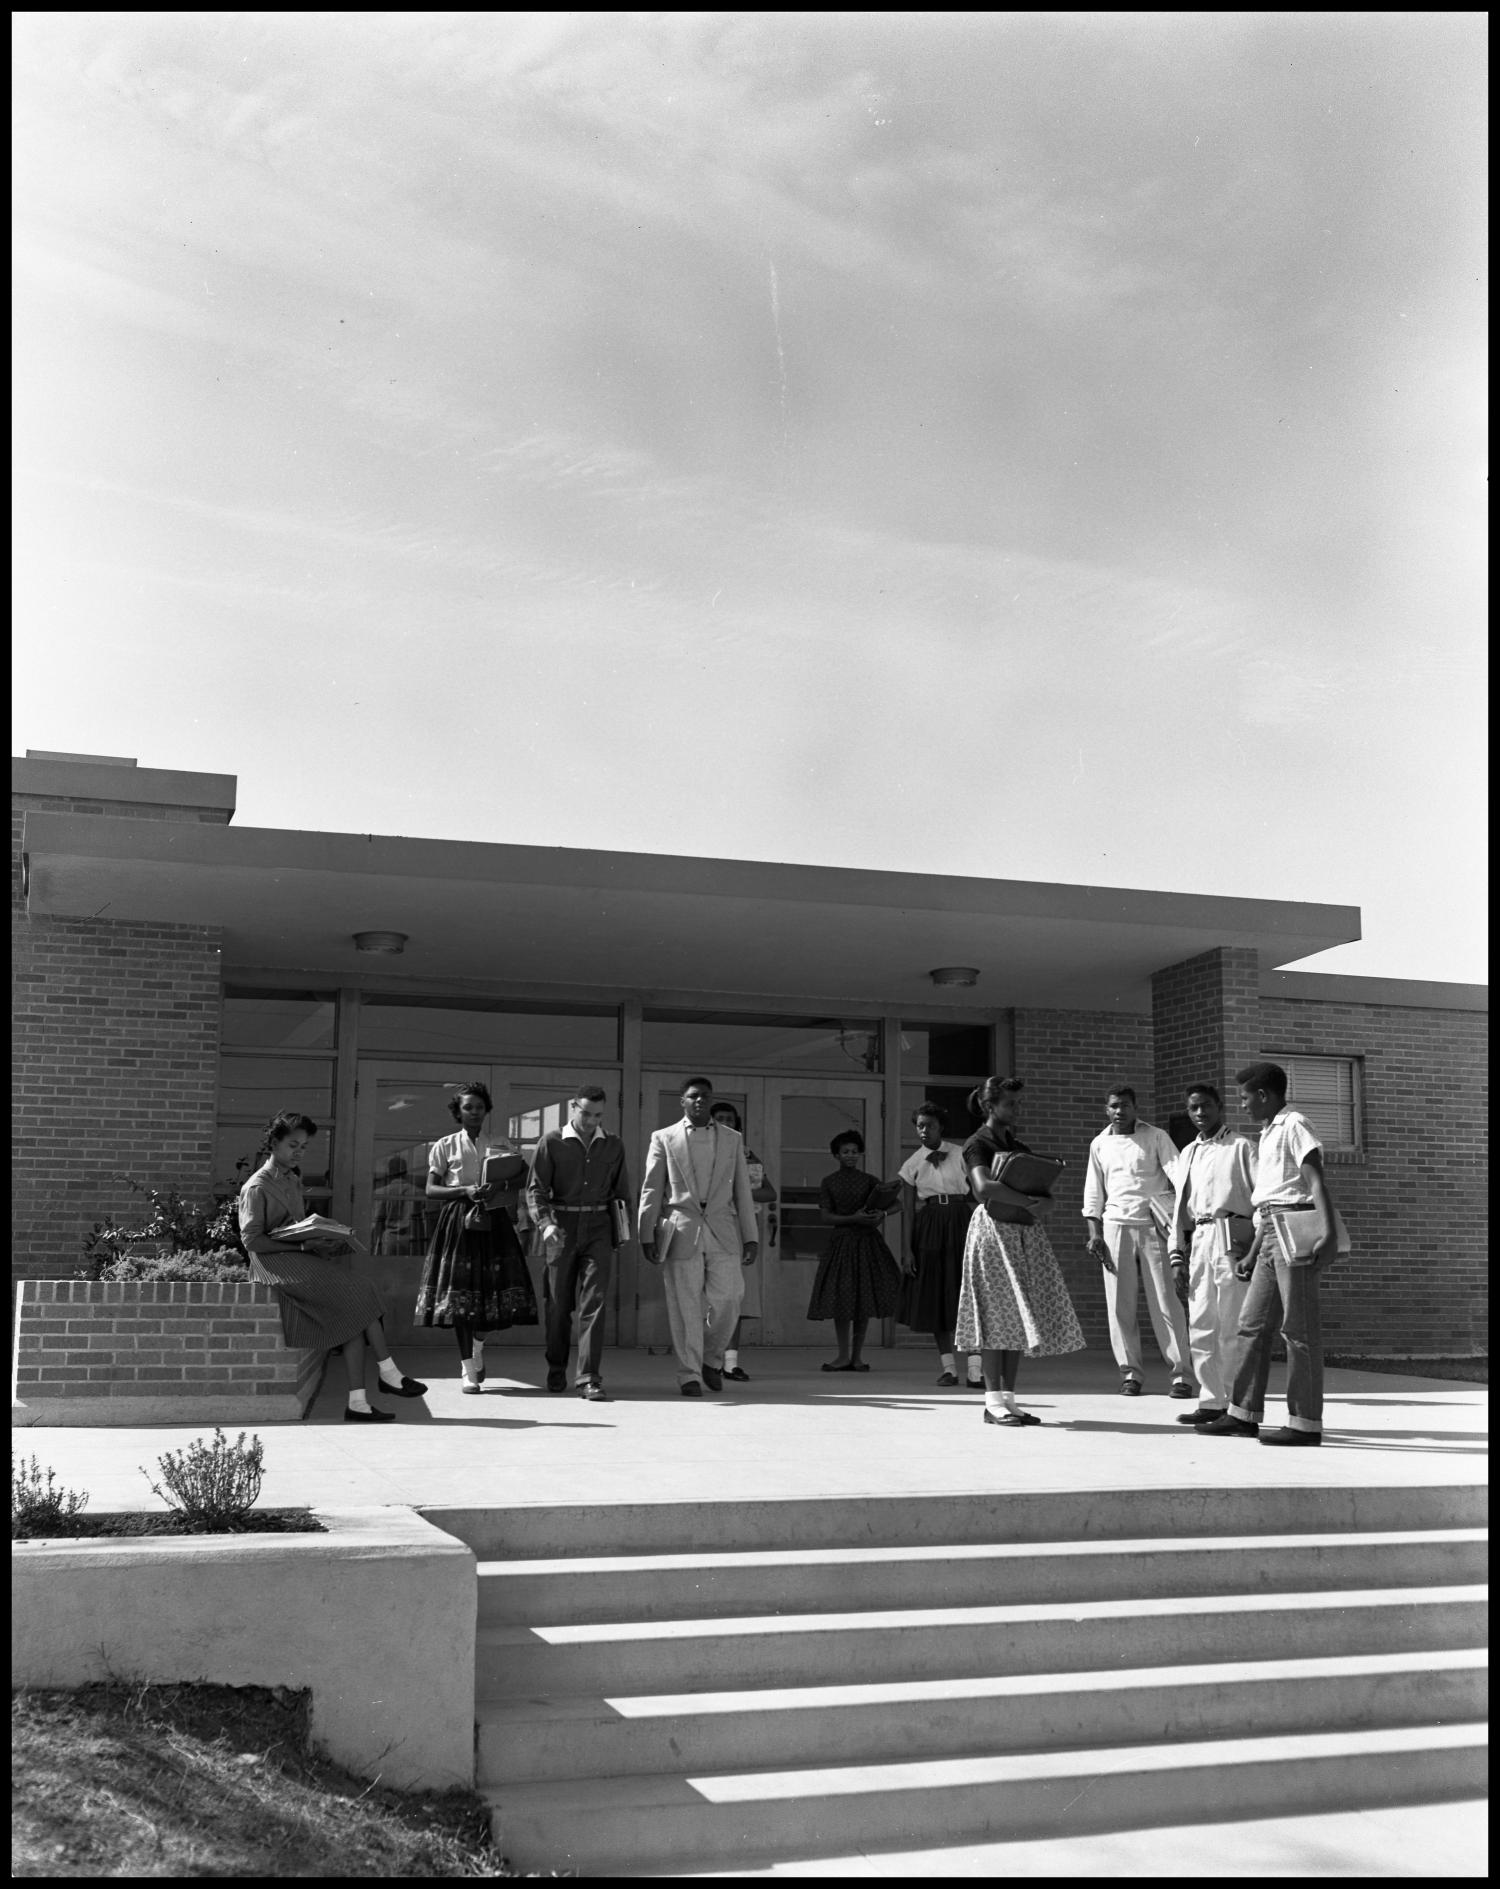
93, 1246, 252, 1285
12, 1456, 89, 1539
144, 1429, 265, 1528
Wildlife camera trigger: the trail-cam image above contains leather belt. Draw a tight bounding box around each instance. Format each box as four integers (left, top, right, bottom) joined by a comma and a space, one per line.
552, 1204, 609, 1214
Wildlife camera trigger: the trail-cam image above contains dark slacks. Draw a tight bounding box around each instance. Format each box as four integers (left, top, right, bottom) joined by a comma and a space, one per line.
1227, 1243, 1331, 1434
543, 1219, 613, 1383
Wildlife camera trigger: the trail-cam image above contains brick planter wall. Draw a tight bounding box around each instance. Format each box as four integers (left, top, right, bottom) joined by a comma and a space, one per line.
11, 1280, 325, 1425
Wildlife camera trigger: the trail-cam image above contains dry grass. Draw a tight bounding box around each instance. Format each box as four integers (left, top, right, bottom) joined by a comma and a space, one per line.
12, 1682, 561, 1878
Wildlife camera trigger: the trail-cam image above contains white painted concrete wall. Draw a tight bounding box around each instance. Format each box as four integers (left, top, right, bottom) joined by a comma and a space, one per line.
11, 1507, 475, 1791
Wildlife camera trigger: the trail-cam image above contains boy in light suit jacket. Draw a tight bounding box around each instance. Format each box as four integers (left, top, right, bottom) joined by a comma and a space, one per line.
638, 1076, 760, 1396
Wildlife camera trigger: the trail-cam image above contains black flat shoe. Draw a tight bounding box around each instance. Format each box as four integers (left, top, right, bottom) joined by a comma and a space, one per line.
374, 1375, 428, 1398
546, 1368, 568, 1393
983, 1409, 1027, 1427
343, 1406, 396, 1423
701, 1366, 724, 1392
680, 1380, 703, 1397
821, 1360, 853, 1372
1260, 1427, 1322, 1446
723, 1366, 751, 1382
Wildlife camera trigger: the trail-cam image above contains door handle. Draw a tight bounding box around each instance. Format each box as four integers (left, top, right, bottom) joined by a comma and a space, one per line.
767, 1201, 780, 1247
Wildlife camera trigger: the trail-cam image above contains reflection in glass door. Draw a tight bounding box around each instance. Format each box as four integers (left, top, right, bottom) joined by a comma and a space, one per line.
354, 1062, 620, 1345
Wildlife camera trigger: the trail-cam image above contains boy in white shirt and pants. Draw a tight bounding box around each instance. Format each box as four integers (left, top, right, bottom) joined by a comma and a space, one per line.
1082, 1084, 1195, 1397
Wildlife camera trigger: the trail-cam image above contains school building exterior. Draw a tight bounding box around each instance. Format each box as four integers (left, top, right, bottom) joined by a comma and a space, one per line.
12, 751, 1488, 1362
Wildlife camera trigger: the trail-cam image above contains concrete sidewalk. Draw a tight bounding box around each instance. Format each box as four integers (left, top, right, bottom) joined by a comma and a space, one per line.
13, 1347, 1487, 1515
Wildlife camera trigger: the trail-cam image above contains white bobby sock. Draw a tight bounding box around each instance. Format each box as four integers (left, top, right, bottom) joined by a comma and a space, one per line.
377, 1357, 405, 1387
460, 1358, 480, 1383
348, 1390, 373, 1414
999, 1387, 1019, 1413
940, 1352, 957, 1375
984, 1391, 1007, 1417
966, 1355, 984, 1383
724, 1349, 739, 1370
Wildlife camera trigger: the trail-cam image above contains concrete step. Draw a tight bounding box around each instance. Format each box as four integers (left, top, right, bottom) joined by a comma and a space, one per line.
484, 1721, 1489, 1876
429, 1482, 1488, 1558
476, 1645, 1487, 1785
476, 1527, 1489, 1625
673, 1796, 1492, 1878
477, 1583, 1488, 1698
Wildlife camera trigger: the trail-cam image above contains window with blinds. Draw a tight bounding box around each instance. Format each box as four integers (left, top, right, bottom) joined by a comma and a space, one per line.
1268, 1054, 1363, 1153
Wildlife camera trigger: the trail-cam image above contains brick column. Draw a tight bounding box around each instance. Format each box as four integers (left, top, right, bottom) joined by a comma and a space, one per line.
1151, 947, 1261, 1144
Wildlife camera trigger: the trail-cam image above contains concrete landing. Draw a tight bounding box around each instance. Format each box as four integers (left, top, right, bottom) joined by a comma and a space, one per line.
14, 1346, 1486, 1516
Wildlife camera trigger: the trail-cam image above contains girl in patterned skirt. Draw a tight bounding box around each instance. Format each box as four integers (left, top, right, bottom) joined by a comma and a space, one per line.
415, 1080, 538, 1391
239, 1110, 427, 1423
807, 1131, 901, 1371
955, 1076, 1085, 1427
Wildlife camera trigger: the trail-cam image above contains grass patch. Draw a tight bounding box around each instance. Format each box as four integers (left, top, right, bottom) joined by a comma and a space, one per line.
1327, 1355, 1487, 1385
13, 1682, 561, 1878
13, 1509, 326, 1542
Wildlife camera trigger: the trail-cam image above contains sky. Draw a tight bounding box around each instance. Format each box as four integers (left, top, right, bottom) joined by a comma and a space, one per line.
11, 12, 1487, 983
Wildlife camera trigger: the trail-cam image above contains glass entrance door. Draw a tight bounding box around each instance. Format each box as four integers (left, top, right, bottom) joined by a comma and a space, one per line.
354, 1061, 621, 1344
640, 1074, 885, 1346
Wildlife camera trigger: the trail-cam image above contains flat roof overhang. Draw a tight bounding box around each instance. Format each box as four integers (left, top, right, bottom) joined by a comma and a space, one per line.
20, 812, 1362, 1013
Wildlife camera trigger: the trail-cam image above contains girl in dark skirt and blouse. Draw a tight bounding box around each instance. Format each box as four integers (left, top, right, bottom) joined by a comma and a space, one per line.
956, 1076, 1085, 1427
238, 1110, 426, 1424
808, 1131, 902, 1372
897, 1103, 978, 1386
415, 1080, 538, 1391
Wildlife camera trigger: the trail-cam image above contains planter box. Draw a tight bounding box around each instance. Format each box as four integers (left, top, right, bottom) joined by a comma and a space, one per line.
11, 1279, 325, 1426
12, 1507, 475, 1790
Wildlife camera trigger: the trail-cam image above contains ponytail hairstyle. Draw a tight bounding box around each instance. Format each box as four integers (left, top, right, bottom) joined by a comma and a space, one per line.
968, 1075, 1024, 1119
254, 1109, 319, 1170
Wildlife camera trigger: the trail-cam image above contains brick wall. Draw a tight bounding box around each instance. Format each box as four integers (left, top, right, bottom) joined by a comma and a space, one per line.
1152, 946, 1262, 1146
1013, 1007, 1156, 1353
12, 1279, 315, 1408
1259, 996, 1488, 1357
13, 796, 225, 1282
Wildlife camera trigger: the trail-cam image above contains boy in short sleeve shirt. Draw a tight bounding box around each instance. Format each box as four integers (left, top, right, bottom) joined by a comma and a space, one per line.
1210, 1063, 1342, 1446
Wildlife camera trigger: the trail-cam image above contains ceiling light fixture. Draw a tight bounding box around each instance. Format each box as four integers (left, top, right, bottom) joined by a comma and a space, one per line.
353, 930, 408, 954
928, 966, 980, 987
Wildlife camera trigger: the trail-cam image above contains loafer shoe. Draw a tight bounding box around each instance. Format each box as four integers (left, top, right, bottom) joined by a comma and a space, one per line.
1168, 1380, 1195, 1399
701, 1366, 724, 1393
936, 1370, 960, 1387
723, 1366, 751, 1382
375, 1374, 428, 1398
1203, 1414, 1260, 1437
460, 1379, 484, 1395
1260, 1426, 1322, 1446
1120, 1377, 1143, 1397
343, 1406, 396, 1423
983, 1408, 1027, 1427
680, 1380, 703, 1397
1177, 1408, 1225, 1426
546, 1368, 568, 1393
579, 1381, 609, 1402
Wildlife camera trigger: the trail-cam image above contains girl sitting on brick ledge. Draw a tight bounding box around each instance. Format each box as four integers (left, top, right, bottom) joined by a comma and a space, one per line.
238, 1110, 426, 1423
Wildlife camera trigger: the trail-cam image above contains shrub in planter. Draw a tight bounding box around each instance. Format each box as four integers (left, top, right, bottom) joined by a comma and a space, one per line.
12, 1456, 90, 1539
92, 1247, 252, 1285
144, 1429, 266, 1527
80, 1175, 248, 1277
